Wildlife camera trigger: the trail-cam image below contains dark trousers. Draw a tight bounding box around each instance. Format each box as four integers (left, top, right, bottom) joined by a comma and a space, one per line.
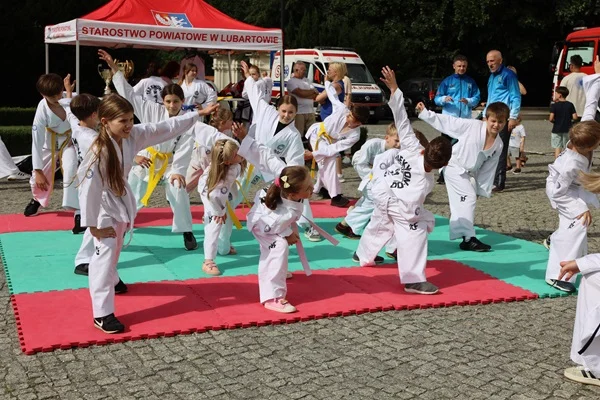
493, 124, 510, 190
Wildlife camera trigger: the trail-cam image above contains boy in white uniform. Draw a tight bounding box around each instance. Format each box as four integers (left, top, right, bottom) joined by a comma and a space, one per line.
305, 80, 370, 207
544, 67, 600, 293
417, 95, 509, 252
24, 73, 80, 233
354, 66, 452, 294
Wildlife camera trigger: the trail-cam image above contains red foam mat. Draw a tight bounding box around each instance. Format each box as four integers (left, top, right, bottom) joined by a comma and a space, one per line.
11, 260, 537, 354
0, 200, 355, 234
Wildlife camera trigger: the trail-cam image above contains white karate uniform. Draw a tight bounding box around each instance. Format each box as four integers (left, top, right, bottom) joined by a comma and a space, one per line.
113, 71, 195, 233
418, 108, 503, 240
570, 253, 600, 375
356, 89, 435, 284
239, 134, 305, 302
235, 76, 311, 227
198, 163, 242, 260
79, 112, 200, 318
545, 73, 600, 282
0, 136, 20, 179
306, 81, 360, 198
181, 79, 217, 111
185, 123, 234, 194
30, 98, 79, 210
132, 76, 168, 104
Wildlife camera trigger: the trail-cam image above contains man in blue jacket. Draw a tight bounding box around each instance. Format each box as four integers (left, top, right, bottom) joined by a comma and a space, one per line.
486, 50, 521, 192
434, 54, 481, 183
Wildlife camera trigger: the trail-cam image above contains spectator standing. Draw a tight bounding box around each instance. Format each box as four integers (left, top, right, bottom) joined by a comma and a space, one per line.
485, 50, 522, 192
286, 62, 317, 137
560, 55, 587, 119
549, 86, 578, 159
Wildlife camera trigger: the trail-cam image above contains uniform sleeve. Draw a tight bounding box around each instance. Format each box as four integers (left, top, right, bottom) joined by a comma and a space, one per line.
199, 81, 217, 107
238, 135, 285, 178
549, 165, 589, 218
132, 80, 144, 97
77, 157, 104, 228
352, 142, 374, 179
280, 131, 306, 167
312, 130, 360, 157
170, 133, 194, 176
467, 79, 481, 108
112, 71, 161, 124
31, 101, 48, 170
245, 77, 277, 122
418, 108, 479, 139
389, 89, 422, 152
576, 253, 600, 275
434, 78, 449, 107
474, 146, 502, 198
132, 112, 199, 152
325, 80, 346, 115
193, 122, 234, 148
581, 73, 600, 122
506, 72, 522, 119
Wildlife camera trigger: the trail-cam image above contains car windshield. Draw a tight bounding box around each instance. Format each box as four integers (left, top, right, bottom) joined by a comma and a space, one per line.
563, 41, 595, 69
325, 63, 376, 84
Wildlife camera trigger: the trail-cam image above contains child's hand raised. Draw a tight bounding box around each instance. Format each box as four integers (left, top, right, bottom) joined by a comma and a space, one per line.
380, 66, 398, 93
558, 260, 580, 281
232, 122, 247, 141
98, 49, 118, 73
64, 74, 75, 96
240, 61, 250, 79
198, 103, 219, 117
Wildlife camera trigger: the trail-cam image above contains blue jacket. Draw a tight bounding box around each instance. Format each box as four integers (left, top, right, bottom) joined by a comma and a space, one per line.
486, 65, 521, 119
434, 74, 481, 118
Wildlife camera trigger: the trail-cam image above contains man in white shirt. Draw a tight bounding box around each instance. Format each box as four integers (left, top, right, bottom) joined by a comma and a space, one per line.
286, 62, 318, 137
560, 55, 587, 119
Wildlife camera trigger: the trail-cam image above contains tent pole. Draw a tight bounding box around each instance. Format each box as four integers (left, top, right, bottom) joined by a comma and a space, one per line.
45, 44, 49, 74
76, 40, 80, 94
228, 51, 232, 84
280, 0, 285, 97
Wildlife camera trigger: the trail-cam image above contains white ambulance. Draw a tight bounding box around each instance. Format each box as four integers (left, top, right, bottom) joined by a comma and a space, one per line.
270, 47, 386, 122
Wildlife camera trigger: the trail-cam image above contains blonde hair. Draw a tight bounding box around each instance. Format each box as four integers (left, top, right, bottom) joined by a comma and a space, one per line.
329, 62, 347, 79
87, 94, 133, 197
209, 108, 233, 131
385, 123, 398, 137
207, 139, 247, 198
580, 171, 600, 193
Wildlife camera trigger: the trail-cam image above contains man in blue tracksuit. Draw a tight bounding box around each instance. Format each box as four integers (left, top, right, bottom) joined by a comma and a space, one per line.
434, 54, 481, 183
486, 50, 522, 191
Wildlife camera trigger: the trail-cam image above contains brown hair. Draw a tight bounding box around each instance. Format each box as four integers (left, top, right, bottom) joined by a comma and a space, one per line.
182, 62, 197, 76
276, 94, 298, 111
145, 61, 160, 77
485, 102, 510, 120
207, 139, 247, 198
570, 120, 600, 150
160, 84, 185, 102
209, 108, 233, 130
36, 73, 63, 97
350, 104, 370, 124
70, 94, 101, 121
555, 86, 569, 98
263, 166, 310, 210
249, 64, 260, 74
453, 54, 468, 64
88, 94, 133, 197
424, 136, 452, 169
160, 61, 180, 79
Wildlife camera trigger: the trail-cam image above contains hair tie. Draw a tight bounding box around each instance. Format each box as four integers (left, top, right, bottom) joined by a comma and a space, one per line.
274, 177, 281, 187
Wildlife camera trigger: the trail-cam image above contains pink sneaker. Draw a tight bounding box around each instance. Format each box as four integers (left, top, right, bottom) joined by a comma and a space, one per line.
263, 298, 297, 313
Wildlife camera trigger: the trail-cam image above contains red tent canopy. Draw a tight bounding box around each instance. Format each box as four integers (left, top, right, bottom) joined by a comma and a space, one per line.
45, 0, 282, 51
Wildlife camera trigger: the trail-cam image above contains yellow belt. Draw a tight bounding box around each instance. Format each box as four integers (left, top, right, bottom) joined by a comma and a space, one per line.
140, 147, 171, 206
310, 123, 333, 179
225, 167, 255, 230
46, 128, 72, 189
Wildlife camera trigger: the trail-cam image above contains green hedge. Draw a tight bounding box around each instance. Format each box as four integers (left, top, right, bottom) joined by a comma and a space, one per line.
0, 108, 36, 126
1, 126, 31, 156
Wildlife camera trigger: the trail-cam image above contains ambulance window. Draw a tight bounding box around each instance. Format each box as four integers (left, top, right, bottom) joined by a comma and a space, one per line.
563, 41, 594, 69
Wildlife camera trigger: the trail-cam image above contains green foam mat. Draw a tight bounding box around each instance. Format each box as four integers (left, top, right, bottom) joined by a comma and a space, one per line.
0, 216, 565, 297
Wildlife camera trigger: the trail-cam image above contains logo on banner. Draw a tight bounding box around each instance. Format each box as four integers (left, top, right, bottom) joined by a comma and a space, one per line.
152, 11, 193, 28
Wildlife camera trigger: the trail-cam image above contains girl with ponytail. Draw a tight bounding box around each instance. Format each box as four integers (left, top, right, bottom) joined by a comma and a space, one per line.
78, 93, 204, 335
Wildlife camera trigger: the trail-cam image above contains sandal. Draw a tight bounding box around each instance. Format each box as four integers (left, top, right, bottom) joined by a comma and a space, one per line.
202, 260, 221, 276
228, 246, 237, 255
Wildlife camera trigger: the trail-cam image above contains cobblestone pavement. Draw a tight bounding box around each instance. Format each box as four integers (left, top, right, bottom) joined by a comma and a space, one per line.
1, 114, 600, 399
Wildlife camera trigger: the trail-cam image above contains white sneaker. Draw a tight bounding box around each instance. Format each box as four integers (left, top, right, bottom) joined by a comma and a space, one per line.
304, 227, 323, 242
7, 171, 30, 181
342, 156, 351, 165
337, 173, 345, 183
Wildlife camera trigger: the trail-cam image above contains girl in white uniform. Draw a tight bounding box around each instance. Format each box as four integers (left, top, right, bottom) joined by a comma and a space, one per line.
24, 73, 79, 230
185, 108, 234, 194
354, 66, 452, 295
236, 61, 319, 241
544, 71, 600, 293
198, 139, 246, 276
179, 63, 217, 112
78, 94, 203, 334
418, 96, 509, 252
132, 61, 167, 104
233, 124, 314, 313
100, 50, 217, 251
305, 80, 370, 208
